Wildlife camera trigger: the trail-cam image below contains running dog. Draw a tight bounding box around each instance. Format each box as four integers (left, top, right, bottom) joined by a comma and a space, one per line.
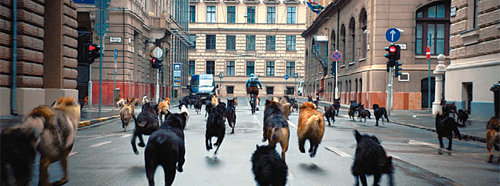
226, 98, 237, 134
194, 98, 203, 115
373, 104, 389, 126
435, 113, 462, 150
486, 116, 499, 163
324, 105, 336, 126
205, 104, 226, 155
333, 98, 341, 116
142, 95, 149, 105
263, 100, 290, 161
211, 95, 219, 107
457, 109, 469, 127
205, 100, 213, 118
158, 98, 171, 123
1, 97, 81, 186
349, 101, 360, 121
145, 111, 188, 186
251, 145, 288, 186
352, 130, 394, 186
298, 102, 325, 158
131, 102, 160, 155
120, 104, 135, 132
357, 105, 371, 123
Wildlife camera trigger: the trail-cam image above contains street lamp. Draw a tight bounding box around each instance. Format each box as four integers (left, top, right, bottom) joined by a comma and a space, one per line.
218, 72, 224, 96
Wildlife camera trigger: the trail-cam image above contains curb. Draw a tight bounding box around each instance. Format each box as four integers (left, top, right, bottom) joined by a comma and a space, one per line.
389, 120, 487, 143
78, 115, 120, 128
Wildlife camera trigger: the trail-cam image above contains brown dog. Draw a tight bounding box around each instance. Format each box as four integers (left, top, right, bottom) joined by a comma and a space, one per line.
158, 99, 170, 122
263, 100, 290, 161
486, 117, 499, 163
298, 102, 325, 157
120, 104, 134, 132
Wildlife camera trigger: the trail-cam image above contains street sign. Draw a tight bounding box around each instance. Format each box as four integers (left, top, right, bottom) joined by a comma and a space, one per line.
110, 37, 122, 43
294, 73, 299, 78
114, 49, 118, 60
153, 47, 163, 58
332, 50, 342, 61
173, 63, 181, 87
284, 75, 289, 80
426, 46, 431, 60
385, 28, 401, 43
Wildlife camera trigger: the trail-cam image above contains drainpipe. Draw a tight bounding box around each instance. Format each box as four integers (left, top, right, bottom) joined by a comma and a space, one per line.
11, 0, 18, 115
122, 8, 125, 97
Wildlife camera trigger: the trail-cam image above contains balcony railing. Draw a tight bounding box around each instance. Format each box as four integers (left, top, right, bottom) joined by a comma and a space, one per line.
243, 0, 260, 4
264, 0, 279, 4
223, 0, 240, 4
204, 0, 220, 3
284, 0, 300, 4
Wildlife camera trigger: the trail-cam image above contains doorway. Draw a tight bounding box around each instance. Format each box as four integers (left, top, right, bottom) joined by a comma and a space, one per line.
421, 77, 435, 109
462, 82, 473, 113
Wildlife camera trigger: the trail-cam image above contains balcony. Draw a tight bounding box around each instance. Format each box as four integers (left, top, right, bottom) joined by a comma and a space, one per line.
223, 0, 240, 4
189, 0, 200, 3
264, 0, 279, 4
204, 0, 220, 3
243, 0, 260, 4
150, 17, 169, 29
284, 0, 300, 4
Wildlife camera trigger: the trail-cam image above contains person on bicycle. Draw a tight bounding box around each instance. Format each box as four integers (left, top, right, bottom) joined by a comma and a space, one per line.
246, 74, 262, 109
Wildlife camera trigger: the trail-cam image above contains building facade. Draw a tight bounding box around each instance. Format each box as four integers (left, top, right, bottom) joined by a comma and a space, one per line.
303, 0, 455, 110
1, 0, 79, 116
445, 0, 499, 121
75, 0, 190, 105
188, 0, 306, 97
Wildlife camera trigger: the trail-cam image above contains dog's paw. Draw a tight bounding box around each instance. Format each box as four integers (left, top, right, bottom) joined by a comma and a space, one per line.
134, 150, 139, 155
177, 166, 183, 172
138, 142, 145, 147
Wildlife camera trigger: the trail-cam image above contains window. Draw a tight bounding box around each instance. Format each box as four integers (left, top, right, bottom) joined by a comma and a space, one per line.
360, 9, 367, 58
226, 61, 235, 76
266, 35, 275, 51
286, 87, 294, 95
227, 6, 236, 23
287, 7, 296, 24
286, 61, 295, 76
206, 61, 215, 74
286, 35, 296, 51
189, 6, 196, 23
246, 35, 256, 51
473, 0, 478, 28
415, 3, 450, 55
349, 17, 355, 62
267, 6, 276, 24
206, 35, 216, 50
266, 86, 274, 95
188, 34, 197, 49
246, 61, 254, 76
226, 35, 236, 50
227, 86, 234, 94
266, 61, 275, 76
247, 6, 255, 23
189, 60, 195, 75
207, 6, 216, 23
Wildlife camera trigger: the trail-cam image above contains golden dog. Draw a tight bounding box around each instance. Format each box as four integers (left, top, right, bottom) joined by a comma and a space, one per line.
298, 102, 325, 157
486, 117, 499, 163
158, 98, 171, 122
120, 104, 134, 132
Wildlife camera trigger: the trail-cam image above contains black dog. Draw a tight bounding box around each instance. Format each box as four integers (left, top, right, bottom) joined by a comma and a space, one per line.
226, 98, 237, 134
194, 99, 203, 115
251, 145, 288, 186
145, 111, 188, 186
181, 96, 192, 108
457, 109, 469, 127
436, 113, 462, 150
205, 105, 226, 155
205, 101, 213, 118
352, 130, 394, 186
131, 103, 159, 155
358, 105, 371, 122
349, 101, 360, 121
324, 105, 336, 126
373, 104, 389, 126
333, 98, 341, 116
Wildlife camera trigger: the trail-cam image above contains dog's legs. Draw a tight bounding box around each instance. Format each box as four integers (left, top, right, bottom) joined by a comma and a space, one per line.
205, 135, 211, 151
178, 147, 185, 172
447, 136, 453, 150
310, 144, 319, 158
375, 117, 379, 126
131, 131, 139, 155
486, 130, 494, 162
354, 176, 360, 186
138, 133, 146, 147
326, 117, 331, 126
52, 156, 69, 186
38, 157, 50, 186
163, 164, 177, 186
145, 155, 156, 186
281, 136, 289, 161
438, 136, 444, 148
384, 112, 390, 122
299, 138, 306, 153
359, 174, 368, 186
373, 173, 382, 186
214, 134, 225, 155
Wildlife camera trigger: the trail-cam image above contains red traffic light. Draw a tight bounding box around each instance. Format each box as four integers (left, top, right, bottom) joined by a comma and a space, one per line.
152, 58, 156, 63
389, 46, 396, 53
89, 45, 96, 51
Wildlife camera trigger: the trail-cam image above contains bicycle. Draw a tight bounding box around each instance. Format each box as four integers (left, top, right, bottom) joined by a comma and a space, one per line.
250, 93, 257, 115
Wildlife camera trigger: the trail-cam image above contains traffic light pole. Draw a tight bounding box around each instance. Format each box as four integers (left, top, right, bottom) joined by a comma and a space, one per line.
335, 60, 338, 99
155, 68, 160, 103
386, 67, 394, 115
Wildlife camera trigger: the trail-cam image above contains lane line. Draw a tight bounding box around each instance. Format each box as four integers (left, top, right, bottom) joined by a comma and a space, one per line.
69, 151, 78, 156
325, 146, 352, 158
287, 121, 297, 129
408, 140, 440, 149
89, 141, 112, 148
121, 134, 132, 138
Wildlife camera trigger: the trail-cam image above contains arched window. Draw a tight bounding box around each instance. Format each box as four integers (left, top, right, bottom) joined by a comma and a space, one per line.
331, 29, 336, 51
340, 24, 346, 64
359, 8, 367, 58
349, 18, 355, 63
416, 2, 450, 55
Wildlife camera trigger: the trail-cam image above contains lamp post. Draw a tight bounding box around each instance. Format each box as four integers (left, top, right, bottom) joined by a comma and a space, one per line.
218, 72, 224, 96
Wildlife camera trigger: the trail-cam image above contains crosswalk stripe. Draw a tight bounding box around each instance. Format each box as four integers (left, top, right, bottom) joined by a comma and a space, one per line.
69, 151, 78, 156
89, 141, 112, 148
121, 134, 132, 138
325, 146, 352, 158
408, 140, 440, 149
287, 121, 297, 129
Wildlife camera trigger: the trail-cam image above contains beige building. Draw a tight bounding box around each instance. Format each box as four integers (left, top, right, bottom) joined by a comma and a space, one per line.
188, 0, 306, 97
445, 0, 499, 121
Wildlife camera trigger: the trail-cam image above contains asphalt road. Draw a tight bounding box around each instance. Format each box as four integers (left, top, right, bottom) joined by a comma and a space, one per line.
30, 97, 499, 186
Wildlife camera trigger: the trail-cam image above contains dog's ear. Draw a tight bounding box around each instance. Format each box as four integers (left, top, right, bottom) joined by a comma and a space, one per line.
354, 130, 362, 143
265, 99, 272, 106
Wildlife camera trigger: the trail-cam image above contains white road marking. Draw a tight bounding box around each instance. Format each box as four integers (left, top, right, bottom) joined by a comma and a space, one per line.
287, 121, 297, 129
408, 140, 440, 149
387, 153, 401, 160
121, 134, 132, 138
69, 151, 78, 156
325, 146, 352, 158
89, 141, 112, 148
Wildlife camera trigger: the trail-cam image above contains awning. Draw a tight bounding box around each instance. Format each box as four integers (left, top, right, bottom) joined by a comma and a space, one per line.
313, 35, 328, 42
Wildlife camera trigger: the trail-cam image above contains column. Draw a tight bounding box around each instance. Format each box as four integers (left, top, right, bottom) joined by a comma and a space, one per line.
432, 54, 446, 115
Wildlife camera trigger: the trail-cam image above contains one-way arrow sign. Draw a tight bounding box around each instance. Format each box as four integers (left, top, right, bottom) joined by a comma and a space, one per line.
385, 28, 401, 43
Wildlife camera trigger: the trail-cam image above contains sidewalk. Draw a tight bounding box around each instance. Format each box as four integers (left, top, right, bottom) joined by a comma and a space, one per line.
297, 98, 487, 142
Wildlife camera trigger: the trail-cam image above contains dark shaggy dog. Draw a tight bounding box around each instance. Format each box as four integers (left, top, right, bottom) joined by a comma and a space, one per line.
131, 103, 159, 155
349, 101, 360, 121
194, 99, 203, 115
205, 105, 226, 155
352, 130, 394, 186
251, 145, 288, 186
358, 105, 371, 122
435, 113, 463, 150
205, 101, 213, 118
263, 100, 290, 161
145, 111, 188, 186
226, 98, 237, 134
373, 104, 389, 126
324, 105, 336, 126
457, 109, 469, 127
441, 100, 457, 118
333, 98, 341, 116
181, 96, 192, 108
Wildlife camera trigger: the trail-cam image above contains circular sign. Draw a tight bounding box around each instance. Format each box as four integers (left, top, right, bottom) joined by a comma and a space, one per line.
152, 47, 163, 58
219, 72, 224, 79
284, 75, 289, 80
426, 46, 431, 60
331, 50, 342, 61
385, 28, 401, 43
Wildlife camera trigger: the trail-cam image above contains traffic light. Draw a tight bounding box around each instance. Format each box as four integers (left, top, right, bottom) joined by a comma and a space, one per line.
385, 44, 401, 72
394, 61, 403, 77
330, 61, 335, 75
151, 57, 163, 68
87, 44, 101, 65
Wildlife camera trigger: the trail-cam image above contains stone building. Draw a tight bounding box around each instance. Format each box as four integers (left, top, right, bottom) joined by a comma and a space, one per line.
75, 0, 190, 105
303, 0, 454, 110
1, 0, 79, 116
188, 0, 306, 97
445, 0, 499, 121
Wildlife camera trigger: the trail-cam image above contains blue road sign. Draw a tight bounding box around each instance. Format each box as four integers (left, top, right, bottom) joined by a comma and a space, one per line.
284, 75, 289, 80
385, 28, 401, 43
73, 0, 95, 4
114, 49, 118, 59
332, 50, 342, 61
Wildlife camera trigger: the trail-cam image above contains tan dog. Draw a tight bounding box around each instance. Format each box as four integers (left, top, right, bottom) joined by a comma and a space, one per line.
116, 98, 126, 108
279, 98, 292, 120
298, 102, 325, 157
158, 99, 171, 122
486, 117, 499, 163
120, 104, 134, 132
263, 100, 290, 161
211, 95, 219, 107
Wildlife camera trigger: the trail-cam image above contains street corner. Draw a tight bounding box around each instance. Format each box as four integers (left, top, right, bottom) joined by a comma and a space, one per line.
78, 115, 120, 129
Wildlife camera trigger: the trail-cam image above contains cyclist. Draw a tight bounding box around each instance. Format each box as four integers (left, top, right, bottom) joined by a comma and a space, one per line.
246, 74, 262, 110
